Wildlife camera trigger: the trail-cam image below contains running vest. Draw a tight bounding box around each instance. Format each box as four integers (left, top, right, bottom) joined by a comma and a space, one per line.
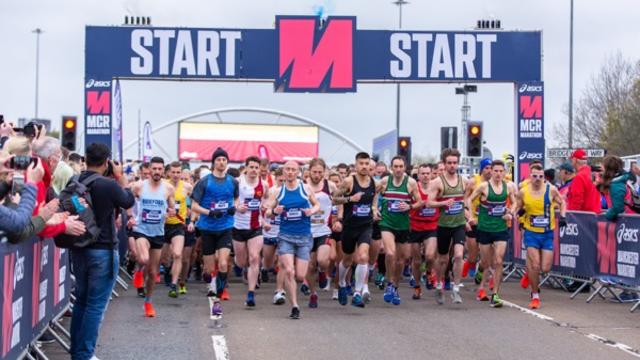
277, 181, 311, 236
310, 180, 332, 238
196, 174, 236, 232
410, 183, 439, 231
343, 175, 376, 228
166, 180, 187, 225
522, 183, 555, 233
264, 213, 281, 239
133, 180, 167, 236
437, 174, 466, 228
380, 174, 411, 231
478, 181, 509, 233
470, 174, 483, 220
234, 175, 265, 230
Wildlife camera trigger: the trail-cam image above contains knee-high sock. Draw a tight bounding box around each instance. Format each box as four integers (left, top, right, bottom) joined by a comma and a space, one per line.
355, 264, 368, 294
338, 261, 349, 287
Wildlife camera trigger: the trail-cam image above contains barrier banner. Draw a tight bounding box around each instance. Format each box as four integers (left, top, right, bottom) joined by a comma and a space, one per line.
510, 222, 526, 265
551, 212, 596, 277
596, 214, 640, 287
0, 237, 70, 360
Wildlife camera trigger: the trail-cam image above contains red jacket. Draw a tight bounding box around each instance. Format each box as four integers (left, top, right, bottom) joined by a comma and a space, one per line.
28, 159, 66, 238
566, 165, 601, 213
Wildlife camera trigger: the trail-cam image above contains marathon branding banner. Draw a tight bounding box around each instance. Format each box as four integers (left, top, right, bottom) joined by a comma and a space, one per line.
596, 215, 640, 286
85, 16, 542, 147
0, 238, 69, 360
551, 212, 596, 276
515, 81, 545, 181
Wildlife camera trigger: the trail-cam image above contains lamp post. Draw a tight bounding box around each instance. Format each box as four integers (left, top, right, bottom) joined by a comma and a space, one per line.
393, 0, 409, 148
568, 0, 574, 148
32, 28, 44, 120
455, 85, 477, 165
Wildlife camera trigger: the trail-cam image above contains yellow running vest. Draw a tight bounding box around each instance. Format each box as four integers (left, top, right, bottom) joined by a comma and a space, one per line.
166, 180, 187, 225
522, 183, 555, 233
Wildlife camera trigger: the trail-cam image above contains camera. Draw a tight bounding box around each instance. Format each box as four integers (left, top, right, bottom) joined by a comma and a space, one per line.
15, 122, 44, 138
9, 156, 38, 170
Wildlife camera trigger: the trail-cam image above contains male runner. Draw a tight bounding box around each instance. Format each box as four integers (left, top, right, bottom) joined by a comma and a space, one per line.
263, 169, 287, 305
409, 164, 439, 300
165, 161, 193, 298
463, 158, 493, 279
428, 148, 469, 305
305, 158, 338, 308
180, 175, 197, 295
130, 157, 176, 317
328, 172, 344, 300
233, 156, 269, 307
377, 156, 422, 305
265, 161, 320, 319
466, 160, 517, 307
191, 147, 239, 316
369, 159, 385, 292
130, 163, 151, 297
259, 158, 275, 188
513, 163, 566, 309
333, 152, 377, 308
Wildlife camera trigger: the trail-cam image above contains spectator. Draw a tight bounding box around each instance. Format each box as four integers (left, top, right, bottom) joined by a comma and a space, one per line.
544, 168, 556, 185
567, 148, 601, 213
69, 142, 135, 360
557, 162, 575, 200
0, 151, 46, 233
630, 161, 640, 193
68, 152, 85, 174
600, 155, 635, 221
52, 161, 74, 195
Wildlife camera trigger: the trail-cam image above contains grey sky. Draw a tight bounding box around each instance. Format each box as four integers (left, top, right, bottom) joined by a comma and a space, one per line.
1, 0, 639, 164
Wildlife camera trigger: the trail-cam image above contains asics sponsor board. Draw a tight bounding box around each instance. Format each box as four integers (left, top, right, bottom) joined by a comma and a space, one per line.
515, 81, 545, 181
178, 122, 319, 163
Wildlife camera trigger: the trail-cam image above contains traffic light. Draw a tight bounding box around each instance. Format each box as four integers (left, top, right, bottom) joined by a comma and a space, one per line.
398, 136, 412, 163
467, 121, 483, 157
61, 116, 77, 151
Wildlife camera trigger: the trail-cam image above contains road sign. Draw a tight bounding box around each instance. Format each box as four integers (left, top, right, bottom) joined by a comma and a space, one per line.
547, 148, 606, 158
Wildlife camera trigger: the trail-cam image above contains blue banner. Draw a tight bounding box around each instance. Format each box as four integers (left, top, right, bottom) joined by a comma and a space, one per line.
596, 214, 640, 287
515, 81, 545, 181
551, 212, 597, 276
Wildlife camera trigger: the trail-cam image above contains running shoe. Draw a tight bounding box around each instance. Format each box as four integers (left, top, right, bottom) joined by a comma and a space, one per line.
427, 273, 436, 290
144, 302, 156, 317
309, 293, 318, 308
273, 291, 286, 305
318, 272, 328, 290
490, 293, 503, 308
528, 298, 540, 309
133, 270, 144, 288
462, 260, 471, 278
179, 284, 187, 295
212, 301, 223, 316
383, 284, 395, 303
362, 291, 371, 304
221, 288, 230, 301
412, 286, 422, 300
163, 268, 172, 287
489, 276, 495, 291
203, 272, 212, 284
137, 287, 146, 298
476, 288, 489, 301
374, 273, 384, 287
207, 289, 216, 298
409, 277, 417, 288
468, 264, 477, 278
261, 269, 270, 283
352, 293, 366, 308
168, 284, 178, 298
392, 287, 401, 306
520, 272, 529, 289
474, 271, 482, 285
233, 264, 243, 277
346, 285, 354, 296
444, 279, 451, 291
332, 289, 339, 301
289, 306, 300, 320
338, 286, 349, 306
245, 291, 256, 307
403, 265, 412, 278
451, 289, 463, 304
435, 289, 445, 305
300, 283, 311, 296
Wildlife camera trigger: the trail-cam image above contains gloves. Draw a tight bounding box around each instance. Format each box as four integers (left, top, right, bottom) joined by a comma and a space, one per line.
227, 207, 236, 216
208, 209, 224, 219
558, 216, 567, 228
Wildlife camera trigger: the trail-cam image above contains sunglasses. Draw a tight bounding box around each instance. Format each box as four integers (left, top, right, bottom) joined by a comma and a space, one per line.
531, 174, 544, 179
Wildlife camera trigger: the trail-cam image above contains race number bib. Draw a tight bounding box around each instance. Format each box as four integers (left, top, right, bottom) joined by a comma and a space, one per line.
488, 205, 506, 217
331, 206, 339, 216
174, 200, 181, 211
141, 209, 162, 224
388, 201, 405, 213
530, 215, 550, 228
271, 215, 281, 226
311, 211, 325, 224
245, 198, 261, 211
285, 208, 303, 221
352, 204, 371, 217
210, 201, 229, 211
445, 201, 463, 215
419, 207, 437, 217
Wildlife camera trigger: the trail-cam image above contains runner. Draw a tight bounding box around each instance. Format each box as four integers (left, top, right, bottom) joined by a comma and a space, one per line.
265, 160, 320, 319
428, 148, 469, 305
463, 158, 493, 280
180, 174, 197, 295
191, 147, 239, 316
233, 156, 269, 307
466, 160, 517, 307
333, 152, 377, 308
165, 161, 193, 298
129, 157, 176, 317
327, 171, 344, 300
263, 169, 287, 305
513, 163, 566, 309
369, 159, 385, 294
408, 164, 439, 300
377, 156, 422, 305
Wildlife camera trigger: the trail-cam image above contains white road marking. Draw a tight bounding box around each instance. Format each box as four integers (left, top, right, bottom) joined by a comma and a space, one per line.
503, 299, 640, 358
212, 335, 230, 360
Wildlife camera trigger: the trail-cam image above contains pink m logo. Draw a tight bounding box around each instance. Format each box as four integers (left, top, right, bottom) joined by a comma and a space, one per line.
519, 95, 542, 118
277, 16, 355, 92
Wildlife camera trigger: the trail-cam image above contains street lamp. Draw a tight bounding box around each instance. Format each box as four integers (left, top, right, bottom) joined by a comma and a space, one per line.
455, 85, 477, 164
32, 28, 44, 120
392, 0, 409, 148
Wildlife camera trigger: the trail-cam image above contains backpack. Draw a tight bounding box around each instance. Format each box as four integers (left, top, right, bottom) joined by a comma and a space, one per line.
54, 173, 102, 248
624, 182, 640, 214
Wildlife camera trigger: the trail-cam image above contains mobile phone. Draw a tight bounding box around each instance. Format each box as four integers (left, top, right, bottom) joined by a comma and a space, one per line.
12, 174, 24, 195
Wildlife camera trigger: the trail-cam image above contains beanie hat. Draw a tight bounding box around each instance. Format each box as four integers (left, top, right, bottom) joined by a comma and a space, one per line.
480, 158, 492, 171
212, 147, 228, 162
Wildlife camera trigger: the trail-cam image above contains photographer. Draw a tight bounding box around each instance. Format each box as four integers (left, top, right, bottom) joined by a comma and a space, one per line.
69, 143, 135, 360
0, 151, 45, 233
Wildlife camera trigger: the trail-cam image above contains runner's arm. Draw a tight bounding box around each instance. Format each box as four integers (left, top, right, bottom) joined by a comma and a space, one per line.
331, 177, 352, 205
264, 187, 281, 218
305, 185, 321, 215
426, 178, 449, 208
464, 182, 484, 213
408, 178, 423, 210
551, 186, 567, 218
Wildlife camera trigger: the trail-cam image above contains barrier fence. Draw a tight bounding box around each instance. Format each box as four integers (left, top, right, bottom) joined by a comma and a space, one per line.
0, 237, 70, 360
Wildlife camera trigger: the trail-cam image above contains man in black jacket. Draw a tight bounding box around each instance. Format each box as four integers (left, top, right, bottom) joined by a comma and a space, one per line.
69, 143, 135, 360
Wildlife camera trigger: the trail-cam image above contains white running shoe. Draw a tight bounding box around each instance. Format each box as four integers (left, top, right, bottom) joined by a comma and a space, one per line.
332, 288, 339, 300
273, 291, 286, 305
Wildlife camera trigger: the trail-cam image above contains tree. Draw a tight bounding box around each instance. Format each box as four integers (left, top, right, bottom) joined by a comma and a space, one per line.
553, 53, 640, 156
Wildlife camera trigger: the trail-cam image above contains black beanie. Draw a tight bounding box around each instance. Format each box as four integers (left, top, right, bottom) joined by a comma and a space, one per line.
212, 147, 229, 162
